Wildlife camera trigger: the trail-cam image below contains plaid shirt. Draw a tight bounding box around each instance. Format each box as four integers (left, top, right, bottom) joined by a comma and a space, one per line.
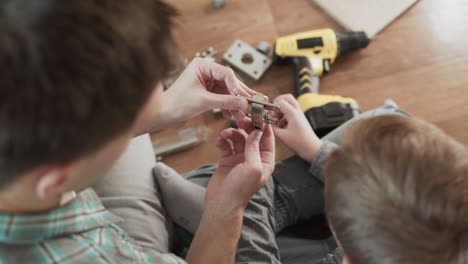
0, 188, 186, 264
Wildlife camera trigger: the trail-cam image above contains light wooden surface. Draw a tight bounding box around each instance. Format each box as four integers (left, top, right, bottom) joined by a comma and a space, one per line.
313, 0, 418, 37
152, 0, 468, 173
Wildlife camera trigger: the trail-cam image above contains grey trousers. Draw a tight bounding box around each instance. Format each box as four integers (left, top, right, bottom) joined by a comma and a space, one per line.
92, 102, 406, 264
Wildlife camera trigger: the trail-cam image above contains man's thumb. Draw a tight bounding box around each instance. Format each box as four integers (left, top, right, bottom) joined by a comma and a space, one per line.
208, 94, 248, 111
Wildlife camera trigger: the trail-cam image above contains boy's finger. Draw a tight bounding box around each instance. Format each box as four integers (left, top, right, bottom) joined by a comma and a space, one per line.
272, 125, 285, 139
278, 118, 288, 128
274, 94, 301, 111
268, 109, 283, 119
273, 94, 293, 104
277, 99, 297, 117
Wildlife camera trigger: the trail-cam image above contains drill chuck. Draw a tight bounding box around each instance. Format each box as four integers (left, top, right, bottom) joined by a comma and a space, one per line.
335, 31, 370, 56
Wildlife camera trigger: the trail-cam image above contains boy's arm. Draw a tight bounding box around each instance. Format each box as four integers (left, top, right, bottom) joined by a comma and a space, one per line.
270, 94, 338, 182
271, 94, 323, 161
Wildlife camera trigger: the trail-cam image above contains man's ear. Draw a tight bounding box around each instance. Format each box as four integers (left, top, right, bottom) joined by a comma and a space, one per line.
343, 255, 352, 264
36, 166, 71, 200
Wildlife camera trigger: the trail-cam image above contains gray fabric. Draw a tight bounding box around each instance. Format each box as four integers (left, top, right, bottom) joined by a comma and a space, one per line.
313, 247, 344, 264
309, 141, 338, 183
171, 145, 336, 263
273, 155, 325, 231
154, 162, 282, 263
236, 177, 281, 263
320, 101, 409, 145
276, 235, 339, 264
162, 165, 282, 263
153, 163, 205, 234
91, 134, 173, 252
92, 102, 407, 264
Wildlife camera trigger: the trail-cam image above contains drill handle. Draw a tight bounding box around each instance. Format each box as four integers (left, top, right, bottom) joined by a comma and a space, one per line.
294, 56, 320, 96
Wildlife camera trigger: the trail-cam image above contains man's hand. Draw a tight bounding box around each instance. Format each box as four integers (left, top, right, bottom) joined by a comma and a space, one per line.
272, 94, 323, 161
205, 125, 275, 210
187, 125, 275, 264
155, 58, 255, 129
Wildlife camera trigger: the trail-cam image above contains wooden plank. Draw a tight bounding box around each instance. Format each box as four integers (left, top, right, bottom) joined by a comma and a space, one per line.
312, 0, 419, 37
153, 0, 468, 173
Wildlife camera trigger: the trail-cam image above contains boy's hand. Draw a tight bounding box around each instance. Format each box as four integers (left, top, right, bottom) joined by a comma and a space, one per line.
205, 125, 275, 210
158, 58, 254, 128
273, 94, 323, 161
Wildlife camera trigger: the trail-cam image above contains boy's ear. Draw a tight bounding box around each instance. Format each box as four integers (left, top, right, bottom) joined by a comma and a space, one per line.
36, 166, 71, 200
343, 256, 352, 264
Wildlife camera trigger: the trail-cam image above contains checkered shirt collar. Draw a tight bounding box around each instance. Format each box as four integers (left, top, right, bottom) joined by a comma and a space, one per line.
0, 188, 121, 244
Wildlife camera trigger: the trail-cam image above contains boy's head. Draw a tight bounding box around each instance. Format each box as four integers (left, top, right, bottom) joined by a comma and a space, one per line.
0, 0, 176, 207
325, 115, 468, 264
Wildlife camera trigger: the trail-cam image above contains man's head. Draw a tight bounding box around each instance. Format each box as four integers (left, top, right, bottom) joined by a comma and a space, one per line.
325, 115, 468, 264
0, 0, 176, 208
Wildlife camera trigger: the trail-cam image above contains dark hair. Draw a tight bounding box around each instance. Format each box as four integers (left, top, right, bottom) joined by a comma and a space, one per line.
0, 0, 177, 186
325, 115, 468, 264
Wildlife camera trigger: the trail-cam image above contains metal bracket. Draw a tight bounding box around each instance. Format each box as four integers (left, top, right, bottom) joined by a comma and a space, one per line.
153, 127, 209, 160
223, 40, 272, 81
239, 93, 280, 130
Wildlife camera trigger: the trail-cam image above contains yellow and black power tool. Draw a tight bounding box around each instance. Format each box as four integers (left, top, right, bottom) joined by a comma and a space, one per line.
274, 28, 370, 137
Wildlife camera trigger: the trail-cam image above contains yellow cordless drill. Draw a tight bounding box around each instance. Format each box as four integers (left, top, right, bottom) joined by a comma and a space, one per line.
274, 28, 369, 137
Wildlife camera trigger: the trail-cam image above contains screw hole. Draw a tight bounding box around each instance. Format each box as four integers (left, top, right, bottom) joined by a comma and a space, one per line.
263, 59, 267, 64
228, 54, 232, 58
241, 53, 254, 64
253, 71, 258, 75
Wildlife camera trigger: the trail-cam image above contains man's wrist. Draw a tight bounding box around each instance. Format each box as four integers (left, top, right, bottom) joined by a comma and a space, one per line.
205, 196, 245, 219
144, 91, 180, 133
187, 194, 244, 264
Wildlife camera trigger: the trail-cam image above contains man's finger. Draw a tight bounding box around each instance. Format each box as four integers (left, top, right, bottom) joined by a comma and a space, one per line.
222, 110, 233, 119
194, 58, 245, 95
221, 129, 247, 154
260, 124, 275, 152
238, 81, 257, 96
215, 137, 233, 158
244, 130, 263, 170
235, 115, 256, 134
229, 110, 246, 121
206, 93, 249, 111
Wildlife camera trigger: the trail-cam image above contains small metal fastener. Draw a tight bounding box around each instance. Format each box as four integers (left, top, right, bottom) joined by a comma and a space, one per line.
212, 0, 225, 9
256, 41, 271, 56
238, 93, 280, 130
194, 47, 218, 62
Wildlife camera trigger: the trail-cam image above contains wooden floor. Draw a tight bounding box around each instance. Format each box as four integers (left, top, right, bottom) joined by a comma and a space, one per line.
152, 0, 468, 173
